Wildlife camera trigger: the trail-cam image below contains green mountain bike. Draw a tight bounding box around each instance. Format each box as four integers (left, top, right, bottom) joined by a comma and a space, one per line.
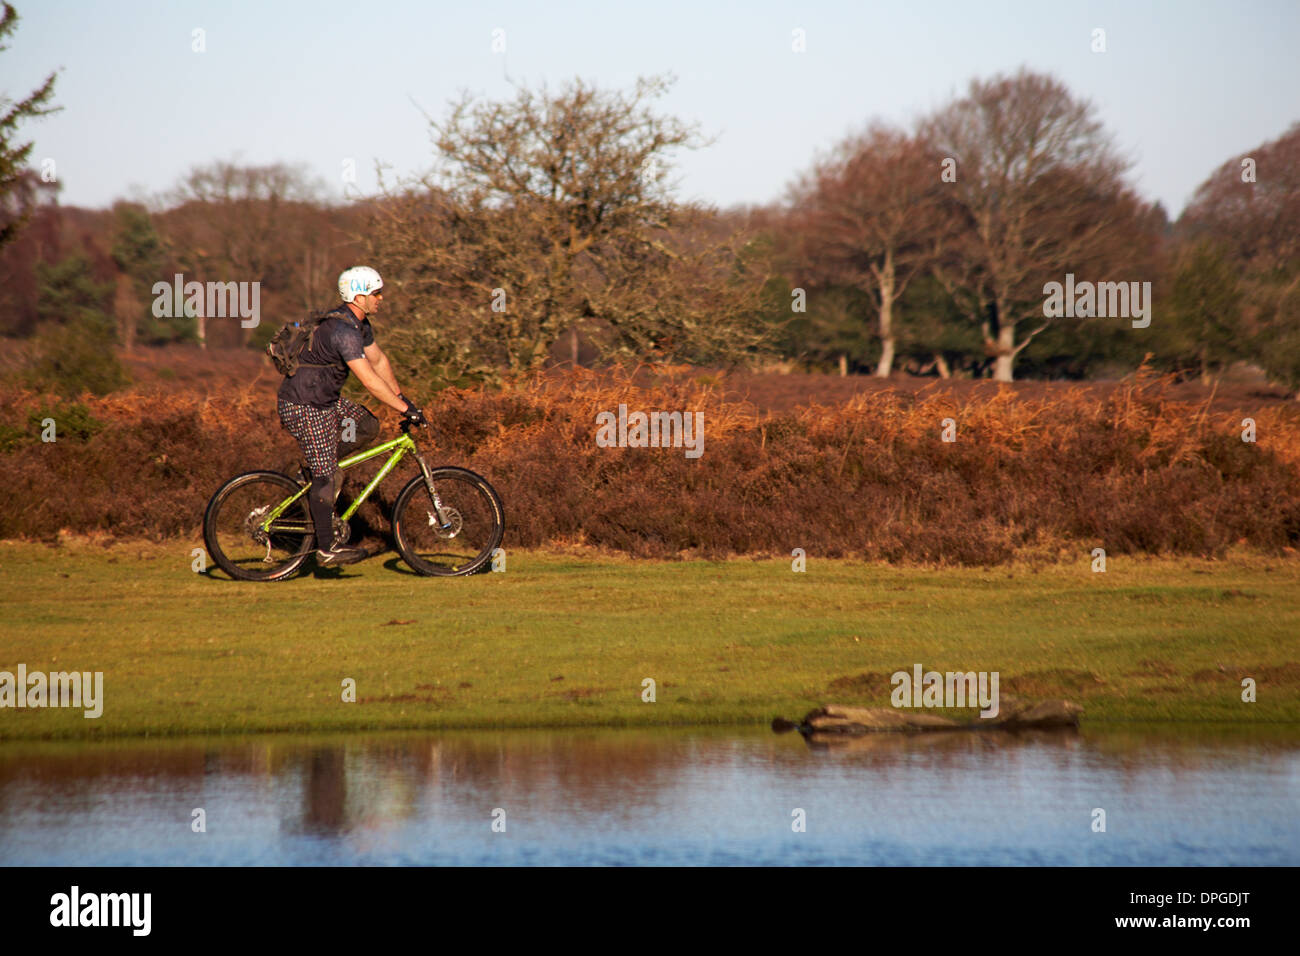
202, 421, 505, 581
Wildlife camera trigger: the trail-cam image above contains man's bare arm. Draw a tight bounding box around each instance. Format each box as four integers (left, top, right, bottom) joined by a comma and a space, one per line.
363, 343, 402, 397
347, 356, 408, 413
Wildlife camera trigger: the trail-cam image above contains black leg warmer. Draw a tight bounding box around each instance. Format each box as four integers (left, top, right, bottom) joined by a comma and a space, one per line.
308, 472, 336, 550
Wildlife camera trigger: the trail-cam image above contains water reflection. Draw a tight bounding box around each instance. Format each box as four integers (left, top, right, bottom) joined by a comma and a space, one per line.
0, 725, 1296, 865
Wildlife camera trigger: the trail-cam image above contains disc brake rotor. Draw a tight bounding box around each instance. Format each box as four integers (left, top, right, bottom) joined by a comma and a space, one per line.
428, 506, 462, 539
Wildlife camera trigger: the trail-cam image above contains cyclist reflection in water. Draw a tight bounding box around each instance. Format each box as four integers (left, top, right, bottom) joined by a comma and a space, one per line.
276, 266, 426, 567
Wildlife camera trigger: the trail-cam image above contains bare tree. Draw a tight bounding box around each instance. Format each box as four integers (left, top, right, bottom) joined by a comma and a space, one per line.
370, 75, 772, 376
155, 160, 340, 346
1178, 121, 1300, 276
787, 125, 951, 377
1177, 122, 1300, 394
923, 68, 1145, 381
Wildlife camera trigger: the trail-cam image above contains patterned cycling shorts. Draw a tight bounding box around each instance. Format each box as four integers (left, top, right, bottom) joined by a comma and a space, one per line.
277, 396, 375, 480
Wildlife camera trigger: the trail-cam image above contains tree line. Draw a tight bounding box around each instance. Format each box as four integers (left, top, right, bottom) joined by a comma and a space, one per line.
2, 0, 1297, 397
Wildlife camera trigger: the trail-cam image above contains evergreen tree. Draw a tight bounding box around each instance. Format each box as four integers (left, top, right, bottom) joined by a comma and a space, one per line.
0, 4, 60, 251
110, 202, 179, 345
27, 255, 128, 397
1164, 242, 1244, 384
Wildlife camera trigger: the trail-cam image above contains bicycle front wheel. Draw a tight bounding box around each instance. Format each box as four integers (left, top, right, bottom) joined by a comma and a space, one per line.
202, 471, 313, 582
392, 468, 505, 576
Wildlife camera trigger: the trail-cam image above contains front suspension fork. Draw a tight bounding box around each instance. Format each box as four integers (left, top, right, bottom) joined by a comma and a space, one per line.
416, 455, 454, 530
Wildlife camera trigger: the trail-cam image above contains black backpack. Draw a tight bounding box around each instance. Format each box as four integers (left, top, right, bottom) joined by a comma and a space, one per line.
266, 310, 346, 377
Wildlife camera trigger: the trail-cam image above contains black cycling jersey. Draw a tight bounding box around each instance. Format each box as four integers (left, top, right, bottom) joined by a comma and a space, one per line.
277, 304, 376, 408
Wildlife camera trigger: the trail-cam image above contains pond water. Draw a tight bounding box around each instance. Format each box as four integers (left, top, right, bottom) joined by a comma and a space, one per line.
1, 725, 1296, 866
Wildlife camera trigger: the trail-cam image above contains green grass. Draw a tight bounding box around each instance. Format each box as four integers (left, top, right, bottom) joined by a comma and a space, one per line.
1, 539, 1298, 739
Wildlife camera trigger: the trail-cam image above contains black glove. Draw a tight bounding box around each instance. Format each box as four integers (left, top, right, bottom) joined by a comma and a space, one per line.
401, 399, 426, 426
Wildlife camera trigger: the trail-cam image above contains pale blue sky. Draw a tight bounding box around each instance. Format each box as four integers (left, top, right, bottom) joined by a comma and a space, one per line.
3, 0, 1298, 217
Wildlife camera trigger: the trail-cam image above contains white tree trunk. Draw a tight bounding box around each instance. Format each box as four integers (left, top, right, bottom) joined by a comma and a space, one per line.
875, 249, 896, 378
876, 335, 895, 378
114, 274, 137, 354
993, 321, 1015, 382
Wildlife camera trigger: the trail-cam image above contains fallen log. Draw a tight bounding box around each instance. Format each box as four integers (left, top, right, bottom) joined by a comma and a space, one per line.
772, 697, 1082, 737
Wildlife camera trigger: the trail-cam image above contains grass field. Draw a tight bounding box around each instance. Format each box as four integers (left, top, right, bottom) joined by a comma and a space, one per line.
1, 538, 1298, 740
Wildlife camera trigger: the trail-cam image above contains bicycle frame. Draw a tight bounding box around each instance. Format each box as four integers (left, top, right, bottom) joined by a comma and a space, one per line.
260, 426, 452, 534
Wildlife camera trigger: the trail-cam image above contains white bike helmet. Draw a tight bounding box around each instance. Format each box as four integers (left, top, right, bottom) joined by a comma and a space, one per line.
338, 266, 384, 302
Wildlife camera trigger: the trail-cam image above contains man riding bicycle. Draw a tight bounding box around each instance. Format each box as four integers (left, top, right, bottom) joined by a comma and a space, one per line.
277, 266, 426, 567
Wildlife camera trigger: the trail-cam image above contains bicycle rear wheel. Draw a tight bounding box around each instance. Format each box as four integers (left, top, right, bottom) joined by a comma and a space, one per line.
392, 467, 505, 576
203, 471, 313, 581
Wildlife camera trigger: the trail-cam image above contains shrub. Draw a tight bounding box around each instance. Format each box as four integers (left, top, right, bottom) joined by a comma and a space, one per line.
24, 316, 130, 397
22, 254, 129, 397
0, 401, 104, 451
1, 369, 1297, 564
